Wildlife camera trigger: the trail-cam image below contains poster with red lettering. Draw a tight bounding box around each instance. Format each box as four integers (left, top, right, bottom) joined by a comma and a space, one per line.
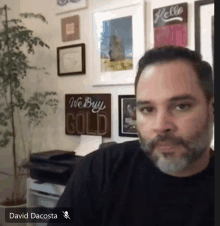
153, 3, 188, 47
65, 94, 111, 137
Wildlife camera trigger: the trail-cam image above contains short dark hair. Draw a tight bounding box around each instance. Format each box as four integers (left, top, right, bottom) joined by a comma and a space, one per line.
135, 45, 214, 104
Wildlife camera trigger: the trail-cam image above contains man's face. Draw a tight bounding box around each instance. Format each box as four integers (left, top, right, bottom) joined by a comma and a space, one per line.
136, 60, 214, 175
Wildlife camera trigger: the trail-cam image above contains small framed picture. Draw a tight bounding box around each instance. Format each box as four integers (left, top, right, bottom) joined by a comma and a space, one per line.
62, 15, 80, 42
118, 95, 138, 137
55, 0, 87, 15
57, 44, 86, 76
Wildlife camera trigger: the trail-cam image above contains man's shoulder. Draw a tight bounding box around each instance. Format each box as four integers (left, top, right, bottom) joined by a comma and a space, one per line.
94, 139, 140, 157
81, 139, 141, 166
71, 140, 142, 188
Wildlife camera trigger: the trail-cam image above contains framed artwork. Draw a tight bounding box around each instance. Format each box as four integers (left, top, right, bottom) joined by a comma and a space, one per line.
62, 15, 80, 42
195, 0, 214, 72
195, 0, 214, 150
55, 0, 87, 15
92, 1, 145, 86
118, 95, 138, 137
153, 3, 188, 47
57, 44, 86, 76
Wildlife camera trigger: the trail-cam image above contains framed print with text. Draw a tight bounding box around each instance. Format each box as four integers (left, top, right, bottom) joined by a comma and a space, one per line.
66, 94, 111, 137
92, 1, 145, 86
57, 44, 86, 76
153, 2, 188, 47
119, 95, 138, 137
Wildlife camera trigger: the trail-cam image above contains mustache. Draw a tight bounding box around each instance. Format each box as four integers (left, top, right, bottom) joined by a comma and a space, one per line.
143, 133, 188, 152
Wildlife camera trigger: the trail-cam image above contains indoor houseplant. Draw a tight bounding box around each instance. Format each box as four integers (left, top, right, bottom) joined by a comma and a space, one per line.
0, 4, 59, 211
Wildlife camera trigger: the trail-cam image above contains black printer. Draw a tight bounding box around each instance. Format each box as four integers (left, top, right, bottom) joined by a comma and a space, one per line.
25, 150, 84, 185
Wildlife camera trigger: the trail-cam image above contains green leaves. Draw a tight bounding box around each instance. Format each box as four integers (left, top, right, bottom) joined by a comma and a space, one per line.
0, 6, 58, 203
0, 130, 13, 147
13, 89, 25, 109
45, 99, 59, 113
19, 13, 48, 24
0, 112, 8, 126
0, 14, 50, 61
24, 91, 59, 127
7, 19, 22, 24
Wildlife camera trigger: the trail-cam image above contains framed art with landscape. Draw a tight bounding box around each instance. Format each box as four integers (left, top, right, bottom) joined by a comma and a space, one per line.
92, 0, 145, 86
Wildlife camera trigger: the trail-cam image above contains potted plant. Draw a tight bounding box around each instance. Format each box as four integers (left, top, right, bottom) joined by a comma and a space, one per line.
0, 4, 59, 216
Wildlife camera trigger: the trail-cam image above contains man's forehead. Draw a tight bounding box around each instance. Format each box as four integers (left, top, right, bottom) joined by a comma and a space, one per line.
136, 60, 203, 101
140, 59, 195, 79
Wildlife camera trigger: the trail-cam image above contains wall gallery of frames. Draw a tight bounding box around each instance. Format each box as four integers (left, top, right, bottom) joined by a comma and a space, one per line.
57, 0, 214, 140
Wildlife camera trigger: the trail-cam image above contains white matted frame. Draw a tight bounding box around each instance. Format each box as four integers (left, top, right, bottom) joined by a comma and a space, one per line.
92, 0, 145, 86
195, 0, 214, 150
55, 0, 87, 15
195, 0, 214, 73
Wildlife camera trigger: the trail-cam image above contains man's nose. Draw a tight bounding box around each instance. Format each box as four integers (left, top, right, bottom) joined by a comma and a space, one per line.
152, 110, 176, 134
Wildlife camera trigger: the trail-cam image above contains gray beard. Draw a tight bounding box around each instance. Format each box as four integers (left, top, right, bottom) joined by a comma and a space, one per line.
137, 115, 214, 175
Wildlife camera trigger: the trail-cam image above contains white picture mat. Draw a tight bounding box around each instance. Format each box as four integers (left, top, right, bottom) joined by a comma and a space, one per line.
59, 46, 82, 73
200, 4, 214, 74
55, 0, 87, 15
92, 1, 145, 86
200, 3, 214, 150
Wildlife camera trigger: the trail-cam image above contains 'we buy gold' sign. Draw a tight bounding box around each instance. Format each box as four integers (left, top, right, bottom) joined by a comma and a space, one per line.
65, 94, 111, 137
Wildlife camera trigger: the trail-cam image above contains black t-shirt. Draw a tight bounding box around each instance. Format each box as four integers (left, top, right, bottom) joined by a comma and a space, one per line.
48, 140, 214, 226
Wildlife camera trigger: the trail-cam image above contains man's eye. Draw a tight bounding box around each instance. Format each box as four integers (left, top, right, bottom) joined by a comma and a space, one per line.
175, 104, 192, 111
140, 107, 154, 114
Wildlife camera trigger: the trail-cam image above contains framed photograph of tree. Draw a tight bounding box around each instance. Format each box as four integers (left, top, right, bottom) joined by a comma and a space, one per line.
92, 1, 145, 86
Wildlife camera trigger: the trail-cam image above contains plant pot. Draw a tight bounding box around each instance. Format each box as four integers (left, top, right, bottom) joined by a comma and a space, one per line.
0, 199, 27, 226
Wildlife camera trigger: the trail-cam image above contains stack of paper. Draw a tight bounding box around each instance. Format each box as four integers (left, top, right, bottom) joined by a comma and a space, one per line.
75, 135, 102, 156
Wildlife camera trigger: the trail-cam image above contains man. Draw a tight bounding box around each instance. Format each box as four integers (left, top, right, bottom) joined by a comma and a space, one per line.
48, 45, 214, 226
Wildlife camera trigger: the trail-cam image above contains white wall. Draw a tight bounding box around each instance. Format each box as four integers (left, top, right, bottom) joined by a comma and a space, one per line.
16, 0, 197, 151
17, 0, 146, 154
0, 0, 214, 198
2, 0, 215, 151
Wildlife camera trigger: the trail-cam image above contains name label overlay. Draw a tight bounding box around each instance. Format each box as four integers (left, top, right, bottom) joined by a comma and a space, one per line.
5, 207, 74, 224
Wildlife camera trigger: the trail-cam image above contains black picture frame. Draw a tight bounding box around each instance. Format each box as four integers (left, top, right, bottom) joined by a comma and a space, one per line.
118, 95, 138, 137
57, 43, 86, 76
195, 0, 214, 54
